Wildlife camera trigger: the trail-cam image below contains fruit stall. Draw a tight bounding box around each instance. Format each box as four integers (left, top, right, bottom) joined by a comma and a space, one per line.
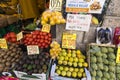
0, 0, 120, 80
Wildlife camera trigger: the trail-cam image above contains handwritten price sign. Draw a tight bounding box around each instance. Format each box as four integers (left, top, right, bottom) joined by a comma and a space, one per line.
42, 24, 51, 33
62, 33, 76, 49
66, 14, 92, 32
0, 38, 8, 49
17, 32, 23, 41
27, 45, 39, 55
49, 0, 62, 11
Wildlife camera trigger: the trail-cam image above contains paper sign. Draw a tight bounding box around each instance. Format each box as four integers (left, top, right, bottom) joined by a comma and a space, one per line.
17, 32, 23, 41
27, 45, 39, 55
84, 68, 91, 80
66, 0, 105, 14
66, 14, 92, 32
0, 38, 8, 49
49, 0, 63, 11
62, 33, 76, 49
116, 46, 120, 63
41, 24, 51, 33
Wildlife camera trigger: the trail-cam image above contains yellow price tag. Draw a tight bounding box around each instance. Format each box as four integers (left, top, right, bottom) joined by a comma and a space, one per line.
62, 33, 76, 49
27, 45, 39, 55
42, 24, 51, 33
116, 46, 120, 63
0, 38, 8, 49
17, 32, 23, 41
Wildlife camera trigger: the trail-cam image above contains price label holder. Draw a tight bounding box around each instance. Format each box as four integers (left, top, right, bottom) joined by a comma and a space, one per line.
17, 32, 23, 41
0, 38, 8, 49
62, 33, 76, 49
27, 45, 39, 55
41, 24, 51, 33
116, 46, 120, 63
49, 0, 63, 11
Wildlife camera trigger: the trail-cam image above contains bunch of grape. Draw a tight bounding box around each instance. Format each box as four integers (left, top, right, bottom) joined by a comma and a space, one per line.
50, 41, 61, 59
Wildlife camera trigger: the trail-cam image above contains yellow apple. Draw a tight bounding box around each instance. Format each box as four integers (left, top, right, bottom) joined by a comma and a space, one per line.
67, 71, 71, 77
72, 71, 77, 78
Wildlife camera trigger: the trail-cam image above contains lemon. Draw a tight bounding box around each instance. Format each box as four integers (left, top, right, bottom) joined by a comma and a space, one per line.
78, 72, 82, 78
61, 71, 66, 76
79, 59, 85, 63
72, 72, 77, 78
56, 69, 61, 75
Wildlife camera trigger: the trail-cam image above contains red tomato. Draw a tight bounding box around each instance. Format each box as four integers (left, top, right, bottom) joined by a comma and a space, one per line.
29, 38, 33, 42
48, 34, 51, 37
11, 37, 17, 42
32, 35, 37, 39
48, 37, 52, 41
9, 32, 16, 38
42, 32, 47, 36
45, 45, 48, 48
48, 41, 51, 44
28, 34, 32, 38
45, 36, 49, 40
37, 35, 41, 39
41, 36, 44, 39
40, 39, 44, 43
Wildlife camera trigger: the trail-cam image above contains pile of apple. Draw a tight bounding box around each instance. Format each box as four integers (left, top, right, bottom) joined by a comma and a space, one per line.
41, 11, 66, 26
55, 49, 88, 78
23, 30, 52, 48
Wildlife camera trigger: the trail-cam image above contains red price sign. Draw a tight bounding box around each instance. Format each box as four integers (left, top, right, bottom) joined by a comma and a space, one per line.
27, 45, 39, 55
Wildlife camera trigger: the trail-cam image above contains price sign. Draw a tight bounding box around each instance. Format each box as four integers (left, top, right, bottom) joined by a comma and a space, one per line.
0, 38, 8, 49
41, 24, 51, 33
27, 45, 39, 55
62, 33, 76, 49
49, 0, 63, 11
17, 32, 23, 41
66, 14, 92, 32
116, 46, 120, 63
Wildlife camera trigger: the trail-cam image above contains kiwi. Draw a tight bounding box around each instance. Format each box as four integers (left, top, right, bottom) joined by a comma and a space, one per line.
5, 62, 11, 66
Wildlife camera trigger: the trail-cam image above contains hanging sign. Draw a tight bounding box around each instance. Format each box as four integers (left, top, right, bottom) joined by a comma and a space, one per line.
49, 0, 63, 11
0, 38, 8, 49
62, 33, 76, 49
17, 32, 23, 41
66, 14, 92, 32
41, 24, 51, 33
66, 0, 106, 14
27, 45, 39, 55
116, 46, 120, 63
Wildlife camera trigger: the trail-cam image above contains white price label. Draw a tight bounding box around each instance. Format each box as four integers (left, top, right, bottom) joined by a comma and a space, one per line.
27, 45, 39, 55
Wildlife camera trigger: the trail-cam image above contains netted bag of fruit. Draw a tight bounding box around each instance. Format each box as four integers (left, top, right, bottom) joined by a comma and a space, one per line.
0, 43, 23, 72
41, 10, 66, 26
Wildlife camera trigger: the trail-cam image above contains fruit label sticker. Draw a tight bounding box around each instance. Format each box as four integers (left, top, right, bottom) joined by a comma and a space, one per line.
66, 14, 92, 32
49, 0, 63, 11
17, 32, 23, 41
27, 45, 39, 55
0, 38, 8, 49
66, 0, 106, 14
42, 24, 51, 33
62, 33, 76, 49
116, 46, 120, 63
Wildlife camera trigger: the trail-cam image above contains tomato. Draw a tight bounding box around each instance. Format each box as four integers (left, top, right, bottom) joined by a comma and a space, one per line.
45, 36, 49, 40
11, 37, 17, 42
42, 43, 46, 46
32, 35, 37, 39
48, 37, 52, 41
42, 32, 47, 36
48, 34, 51, 37
45, 45, 48, 48
29, 38, 33, 42
48, 41, 51, 44
41, 36, 44, 39
37, 35, 41, 39
9, 32, 16, 38
40, 39, 44, 43
45, 40, 48, 43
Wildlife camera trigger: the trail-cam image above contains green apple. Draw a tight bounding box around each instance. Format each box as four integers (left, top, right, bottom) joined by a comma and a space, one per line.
62, 49, 66, 53
78, 58, 84, 63
62, 52, 67, 56
69, 67, 74, 72
78, 62, 83, 67
73, 62, 77, 67
67, 53, 71, 57
72, 71, 77, 78
67, 71, 71, 77
68, 62, 72, 66
74, 68, 79, 72
73, 57, 78, 62
61, 71, 66, 76
58, 60, 62, 65
69, 57, 73, 62
64, 56, 69, 61
59, 56, 64, 61
63, 61, 67, 65
77, 71, 82, 78
72, 53, 76, 57
59, 66, 63, 71
56, 69, 61, 75
64, 67, 69, 71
